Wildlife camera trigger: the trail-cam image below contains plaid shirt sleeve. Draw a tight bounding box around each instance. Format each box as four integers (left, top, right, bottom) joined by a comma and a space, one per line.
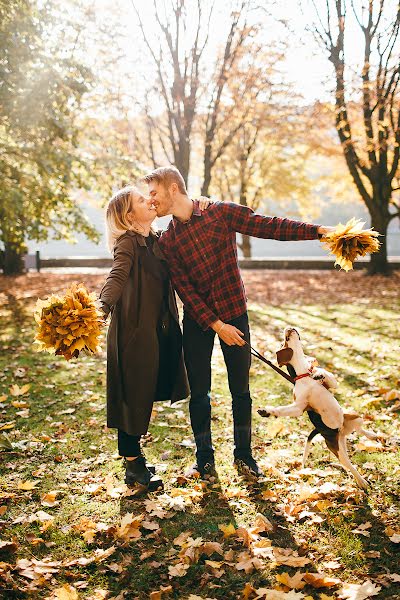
159, 231, 218, 331
219, 201, 320, 240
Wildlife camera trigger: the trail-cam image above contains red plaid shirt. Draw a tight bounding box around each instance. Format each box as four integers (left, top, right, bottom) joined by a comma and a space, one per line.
159, 201, 320, 330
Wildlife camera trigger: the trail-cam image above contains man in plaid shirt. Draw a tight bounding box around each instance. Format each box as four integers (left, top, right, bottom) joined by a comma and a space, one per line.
144, 166, 333, 479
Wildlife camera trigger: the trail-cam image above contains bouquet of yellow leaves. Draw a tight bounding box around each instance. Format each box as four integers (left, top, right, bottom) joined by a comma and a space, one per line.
33, 283, 104, 360
321, 218, 381, 271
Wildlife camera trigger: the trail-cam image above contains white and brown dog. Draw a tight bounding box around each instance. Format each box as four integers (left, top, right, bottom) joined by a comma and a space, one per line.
258, 327, 380, 490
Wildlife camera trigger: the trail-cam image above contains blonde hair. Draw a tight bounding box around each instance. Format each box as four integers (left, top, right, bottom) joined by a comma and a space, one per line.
105, 185, 152, 252
143, 165, 187, 194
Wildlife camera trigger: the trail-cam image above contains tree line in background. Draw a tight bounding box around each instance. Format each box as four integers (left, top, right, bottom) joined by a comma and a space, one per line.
0, 0, 399, 275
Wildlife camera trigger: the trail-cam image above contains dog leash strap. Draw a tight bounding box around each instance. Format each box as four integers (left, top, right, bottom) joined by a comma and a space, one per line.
243, 341, 295, 385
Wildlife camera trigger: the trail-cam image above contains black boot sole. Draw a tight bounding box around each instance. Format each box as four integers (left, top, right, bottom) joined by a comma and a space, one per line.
234, 460, 262, 479
125, 474, 164, 492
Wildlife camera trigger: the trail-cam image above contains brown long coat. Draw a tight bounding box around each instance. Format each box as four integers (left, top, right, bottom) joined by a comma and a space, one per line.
99, 231, 189, 435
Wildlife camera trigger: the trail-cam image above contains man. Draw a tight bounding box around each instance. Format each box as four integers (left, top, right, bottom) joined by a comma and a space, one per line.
144, 166, 333, 479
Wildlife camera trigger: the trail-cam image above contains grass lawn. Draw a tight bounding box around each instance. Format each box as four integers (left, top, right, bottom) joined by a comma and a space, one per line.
0, 270, 399, 600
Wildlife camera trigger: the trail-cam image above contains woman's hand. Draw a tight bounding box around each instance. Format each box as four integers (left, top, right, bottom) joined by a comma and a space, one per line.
197, 196, 214, 210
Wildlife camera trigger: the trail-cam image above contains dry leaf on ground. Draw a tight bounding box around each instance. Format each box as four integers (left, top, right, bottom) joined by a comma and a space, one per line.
272, 547, 311, 567
9, 383, 31, 397
168, 562, 189, 577
338, 580, 381, 599
219, 523, 236, 538
303, 572, 341, 588
254, 589, 306, 600
53, 584, 79, 600
276, 571, 306, 589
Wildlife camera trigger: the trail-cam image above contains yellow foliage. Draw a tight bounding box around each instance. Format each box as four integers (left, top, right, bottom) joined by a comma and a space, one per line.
321, 218, 381, 271
33, 283, 103, 361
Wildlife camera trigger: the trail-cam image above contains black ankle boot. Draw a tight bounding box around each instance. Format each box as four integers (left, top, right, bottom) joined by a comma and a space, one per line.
124, 456, 163, 491
124, 456, 152, 486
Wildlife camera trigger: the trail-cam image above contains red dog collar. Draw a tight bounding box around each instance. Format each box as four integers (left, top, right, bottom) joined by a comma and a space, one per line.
294, 373, 311, 381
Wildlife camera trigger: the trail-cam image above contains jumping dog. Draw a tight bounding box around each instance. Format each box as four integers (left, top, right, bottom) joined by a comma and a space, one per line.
258, 327, 381, 490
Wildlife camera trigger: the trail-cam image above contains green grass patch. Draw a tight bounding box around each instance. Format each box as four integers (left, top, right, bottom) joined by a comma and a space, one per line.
0, 274, 399, 599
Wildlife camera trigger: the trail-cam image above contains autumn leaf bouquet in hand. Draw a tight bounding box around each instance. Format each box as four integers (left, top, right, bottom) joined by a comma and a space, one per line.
320, 218, 381, 271
33, 283, 104, 360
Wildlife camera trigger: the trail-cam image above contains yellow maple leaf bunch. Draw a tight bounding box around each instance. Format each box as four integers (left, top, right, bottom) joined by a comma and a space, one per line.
33, 283, 104, 360
321, 218, 381, 271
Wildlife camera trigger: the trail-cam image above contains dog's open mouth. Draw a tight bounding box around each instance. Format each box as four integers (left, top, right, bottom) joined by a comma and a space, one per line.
284, 327, 300, 343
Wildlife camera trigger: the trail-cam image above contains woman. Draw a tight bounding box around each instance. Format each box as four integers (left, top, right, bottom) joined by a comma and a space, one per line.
99, 185, 208, 492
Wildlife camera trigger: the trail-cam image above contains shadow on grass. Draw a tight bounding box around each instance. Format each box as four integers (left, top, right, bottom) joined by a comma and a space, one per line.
115, 472, 308, 599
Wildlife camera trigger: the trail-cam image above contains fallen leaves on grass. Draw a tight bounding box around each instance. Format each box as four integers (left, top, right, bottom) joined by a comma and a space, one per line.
253, 589, 307, 599
355, 440, 385, 452
41, 491, 60, 507
351, 522, 372, 537
52, 584, 79, 600
338, 580, 381, 599
16, 557, 61, 581
149, 586, 173, 599
17, 480, 38, 491
0, 540, 18, 553
168, 562, 190, 577
218, 523, 236, 538
271, 548, 311, 568
235, 551, 264, 574
116, 513, 143, 541
303, 572, 341, 588
9, 383, 31, 397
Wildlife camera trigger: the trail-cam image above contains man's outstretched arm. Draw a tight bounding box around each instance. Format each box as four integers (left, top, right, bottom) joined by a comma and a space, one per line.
218, 201, 333, 239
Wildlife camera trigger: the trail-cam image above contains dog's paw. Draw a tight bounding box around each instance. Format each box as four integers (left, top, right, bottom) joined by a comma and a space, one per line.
257, 409, 271, 418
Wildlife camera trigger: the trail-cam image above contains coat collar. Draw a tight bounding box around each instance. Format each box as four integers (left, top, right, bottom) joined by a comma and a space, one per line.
123, 229, 167, 260
133, 230, 167, 261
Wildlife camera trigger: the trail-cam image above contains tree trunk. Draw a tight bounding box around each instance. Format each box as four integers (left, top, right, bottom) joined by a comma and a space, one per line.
367, 213, 390, 275
201, 142, 212, 196
2, 242, 26, 275
241, 234, 252, 258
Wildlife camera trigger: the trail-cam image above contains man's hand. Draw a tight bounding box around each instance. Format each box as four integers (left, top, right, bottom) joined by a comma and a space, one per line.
318, 225, 336, 236
197, 196, 214, 210
211, 319, 245, 346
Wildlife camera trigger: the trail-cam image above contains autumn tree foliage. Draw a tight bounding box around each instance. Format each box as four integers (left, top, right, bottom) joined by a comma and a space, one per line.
0, 0, 99, 275
130, 0, 291, 198
309, 0, 400, 274
210, 82, 323, 257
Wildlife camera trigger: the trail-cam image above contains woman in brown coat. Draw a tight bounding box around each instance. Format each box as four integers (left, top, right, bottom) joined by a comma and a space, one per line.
99, 186, 191, 491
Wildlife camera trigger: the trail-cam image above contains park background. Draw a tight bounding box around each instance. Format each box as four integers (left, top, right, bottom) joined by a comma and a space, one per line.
1, 0, 400, 270
0, 1, 400, 599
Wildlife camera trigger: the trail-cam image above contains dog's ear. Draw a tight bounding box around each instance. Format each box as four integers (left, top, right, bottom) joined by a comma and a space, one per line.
276, 347, 293, 366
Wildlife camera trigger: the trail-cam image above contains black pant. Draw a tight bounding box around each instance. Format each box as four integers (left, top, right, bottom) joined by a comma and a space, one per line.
183, 312, 252, 463
118, 430, 141, 457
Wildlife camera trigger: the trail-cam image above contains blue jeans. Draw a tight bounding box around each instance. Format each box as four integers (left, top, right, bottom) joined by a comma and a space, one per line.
183, 312, 252, 463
